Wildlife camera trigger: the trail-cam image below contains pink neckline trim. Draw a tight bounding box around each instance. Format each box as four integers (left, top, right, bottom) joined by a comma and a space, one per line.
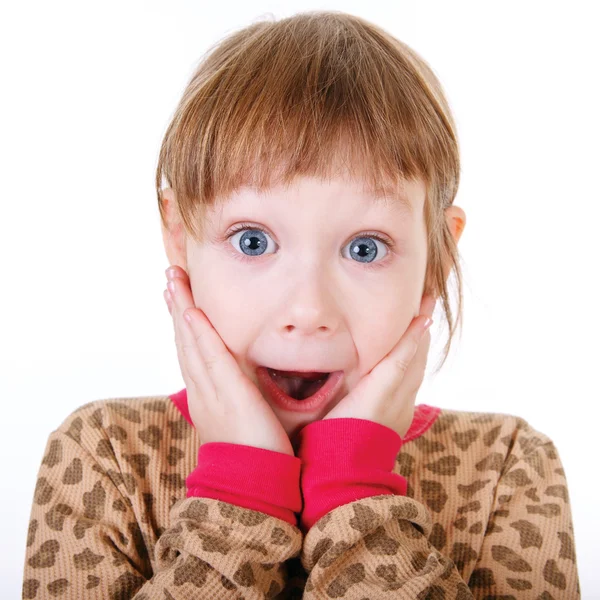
168, 388, 441, 443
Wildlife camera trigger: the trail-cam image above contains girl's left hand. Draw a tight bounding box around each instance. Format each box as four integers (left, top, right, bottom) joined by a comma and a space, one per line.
321, 293, 437, 439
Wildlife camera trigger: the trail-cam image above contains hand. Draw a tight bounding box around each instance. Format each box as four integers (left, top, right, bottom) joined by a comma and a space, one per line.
163, 266, 295, 456
321, 293, 437, 439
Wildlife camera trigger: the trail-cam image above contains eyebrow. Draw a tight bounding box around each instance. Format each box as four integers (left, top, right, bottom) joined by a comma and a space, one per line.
369, 188, 414, 217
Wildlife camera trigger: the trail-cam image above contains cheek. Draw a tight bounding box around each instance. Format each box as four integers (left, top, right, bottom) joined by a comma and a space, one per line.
188, 273, 253, 350
356, 306, 413, 371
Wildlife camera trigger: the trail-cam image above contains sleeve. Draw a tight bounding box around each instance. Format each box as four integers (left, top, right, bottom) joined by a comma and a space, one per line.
294, 417, 581, 599
22, 428, 303, 600
468, 418, 581, 598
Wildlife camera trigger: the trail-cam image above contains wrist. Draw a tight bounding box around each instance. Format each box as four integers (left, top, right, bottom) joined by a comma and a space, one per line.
296, 418, 407, 532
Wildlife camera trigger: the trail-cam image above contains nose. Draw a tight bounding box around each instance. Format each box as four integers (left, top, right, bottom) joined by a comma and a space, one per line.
279, 267, 339, 336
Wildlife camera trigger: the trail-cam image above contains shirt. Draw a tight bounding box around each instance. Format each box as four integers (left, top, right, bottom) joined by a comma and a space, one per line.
22, 389, 581, 598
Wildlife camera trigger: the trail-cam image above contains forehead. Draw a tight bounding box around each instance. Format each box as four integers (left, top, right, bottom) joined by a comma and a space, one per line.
214, 175, 423, 219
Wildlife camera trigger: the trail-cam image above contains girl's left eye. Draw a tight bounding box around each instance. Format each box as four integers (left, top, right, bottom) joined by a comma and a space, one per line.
225, 223, 394, 269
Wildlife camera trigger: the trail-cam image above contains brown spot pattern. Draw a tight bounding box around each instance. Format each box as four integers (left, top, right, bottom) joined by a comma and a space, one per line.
65, 417, 83, 443
107, 424, 128, 442
469, 567, 496, 587
107, 402, 141, 423
47, 578, 69, 596
526, 503, 561, 518
475, 452, 504, 473
45, 503, 73, 531
507, 577, 532, 590
34, 477, 54, 505
173, 555, 211, 587
82, 480, 106, 521
543, 559, 567, 590
364, 526, 400, 555
457, 479, 490, 499
42, 439, 63, 468
545, 484, 569, 502
28, 539, 60, 568
510, 519, 543, 549
23, 578, 40, 599
27, 519, 38, 547
491, 545, 532, 572
139, 425, 162, 449
424, 455, 461, 476
73, 547, 105, 570
558, 531, 576, 562
326, 563, 365, 597
167, 418, 191, 440
167, 445, 185, 466
22, 398, 580, 598
420, 480, 448, 513
123, 453, 150, 478
62, 458, 83, 485
453, 428, 479, 450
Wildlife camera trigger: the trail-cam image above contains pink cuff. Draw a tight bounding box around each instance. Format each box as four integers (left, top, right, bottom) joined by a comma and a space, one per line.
295, 418, 407, 533
186, 442, 302, 527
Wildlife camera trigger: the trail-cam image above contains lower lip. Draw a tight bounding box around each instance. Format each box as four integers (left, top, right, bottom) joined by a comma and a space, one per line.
256, 367, 344, 413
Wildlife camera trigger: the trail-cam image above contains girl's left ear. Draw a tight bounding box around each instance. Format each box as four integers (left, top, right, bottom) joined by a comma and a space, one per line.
435, 204, 466, 286
445, 205, 466, 244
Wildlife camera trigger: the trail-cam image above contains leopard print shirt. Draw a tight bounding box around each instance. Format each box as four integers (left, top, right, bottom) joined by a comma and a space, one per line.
22, 395, 581, 599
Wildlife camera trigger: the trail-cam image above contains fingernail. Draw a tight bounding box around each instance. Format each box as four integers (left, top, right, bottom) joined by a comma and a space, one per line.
423, 317, 433, 331
166, 267, 177, 280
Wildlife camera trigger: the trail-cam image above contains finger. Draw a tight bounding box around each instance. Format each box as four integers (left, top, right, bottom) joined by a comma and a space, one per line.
371, 312, 433, 400
183, 305, 252, 407
168, 276, 214, 400
172, 275, 252, 412
400, 327, 432, 395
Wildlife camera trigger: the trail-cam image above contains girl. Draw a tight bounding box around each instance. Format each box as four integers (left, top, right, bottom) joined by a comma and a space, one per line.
22, 10, 580, 599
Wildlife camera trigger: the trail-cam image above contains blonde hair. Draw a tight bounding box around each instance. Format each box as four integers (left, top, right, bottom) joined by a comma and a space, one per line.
156, 10, 464, 374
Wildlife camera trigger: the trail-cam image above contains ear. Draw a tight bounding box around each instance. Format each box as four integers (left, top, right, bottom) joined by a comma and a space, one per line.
160, 188, 188, 271
441, 204, 466, 283
446, 204, 466, 244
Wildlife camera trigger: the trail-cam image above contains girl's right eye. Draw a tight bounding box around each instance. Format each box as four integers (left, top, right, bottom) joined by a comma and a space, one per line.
227, 223, 276, 258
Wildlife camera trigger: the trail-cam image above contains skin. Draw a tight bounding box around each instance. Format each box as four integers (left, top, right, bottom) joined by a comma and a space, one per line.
161, 175, 466, 446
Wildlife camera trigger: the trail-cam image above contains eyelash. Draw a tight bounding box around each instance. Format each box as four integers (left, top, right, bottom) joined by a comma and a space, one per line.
224, 222, 395, 270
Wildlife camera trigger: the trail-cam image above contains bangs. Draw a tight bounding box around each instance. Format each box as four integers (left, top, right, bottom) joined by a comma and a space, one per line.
156, 11, 459, 241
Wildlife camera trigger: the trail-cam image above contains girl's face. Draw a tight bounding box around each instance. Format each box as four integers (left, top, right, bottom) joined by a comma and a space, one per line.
165, 175, 438, 440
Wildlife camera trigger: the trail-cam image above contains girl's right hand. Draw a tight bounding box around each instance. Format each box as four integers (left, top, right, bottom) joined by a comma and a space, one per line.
163, 266, 295, 457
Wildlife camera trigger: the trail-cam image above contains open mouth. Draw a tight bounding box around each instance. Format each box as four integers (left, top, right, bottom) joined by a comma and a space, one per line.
256, 366, 344, 413
266, 369, 331, 400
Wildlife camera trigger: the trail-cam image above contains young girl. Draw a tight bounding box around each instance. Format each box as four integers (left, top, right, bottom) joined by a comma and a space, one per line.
22, 10, 580, 599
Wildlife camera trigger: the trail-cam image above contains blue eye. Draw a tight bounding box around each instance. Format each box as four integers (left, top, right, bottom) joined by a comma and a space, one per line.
228, 227, 276, 257
226, 222, 393, 268
342, 236, 387, 264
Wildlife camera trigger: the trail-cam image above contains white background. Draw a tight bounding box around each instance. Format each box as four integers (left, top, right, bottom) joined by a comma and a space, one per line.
1, 1, 598, 598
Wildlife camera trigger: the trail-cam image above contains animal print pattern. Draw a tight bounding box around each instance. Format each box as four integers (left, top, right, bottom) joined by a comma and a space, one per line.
22, 396, 581, 598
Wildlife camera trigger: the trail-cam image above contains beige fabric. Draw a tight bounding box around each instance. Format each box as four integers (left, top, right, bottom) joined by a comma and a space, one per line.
22, 395, 580, 598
